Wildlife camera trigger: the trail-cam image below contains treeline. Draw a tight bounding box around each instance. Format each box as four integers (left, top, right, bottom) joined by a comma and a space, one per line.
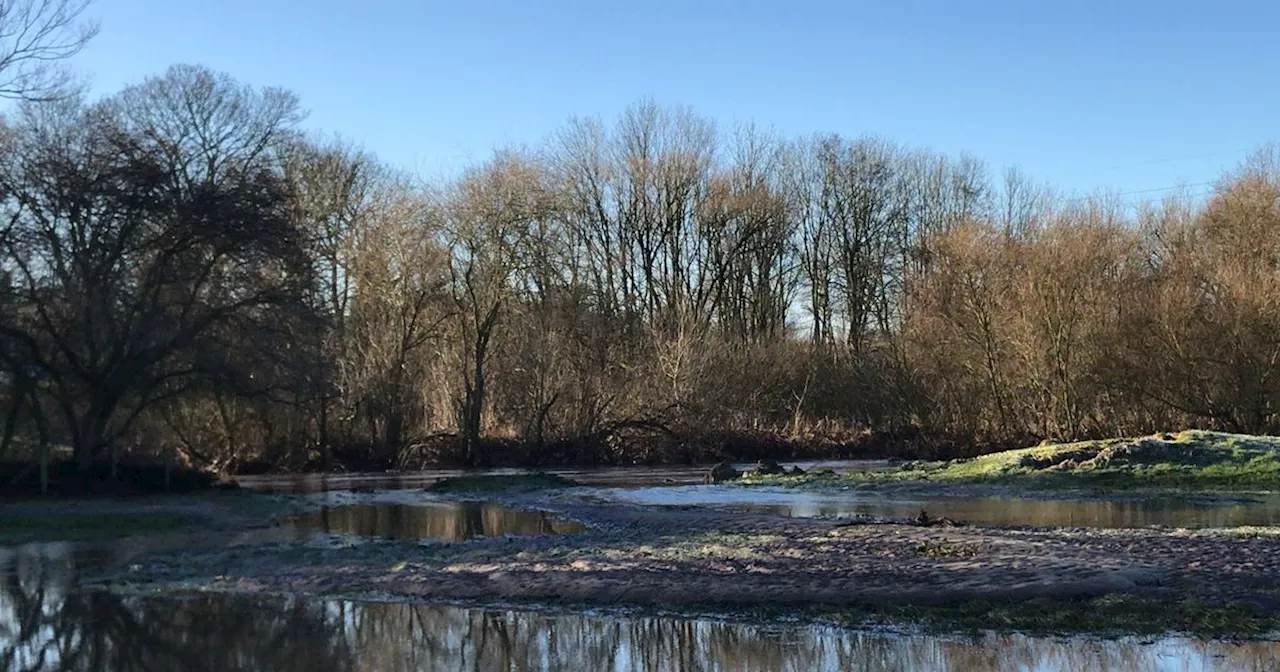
1, 64, 1278, 475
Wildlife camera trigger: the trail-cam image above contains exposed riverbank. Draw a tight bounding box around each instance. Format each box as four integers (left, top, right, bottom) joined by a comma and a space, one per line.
74, 487, 1280, 637
742, 431, 1280, 492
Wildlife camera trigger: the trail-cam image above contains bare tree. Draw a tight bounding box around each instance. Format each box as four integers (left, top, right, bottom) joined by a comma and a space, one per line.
0, 78, 312, 473
282, 137, 381, 466
113, 64, 304, 188
347, 182, 450, 461
0, 0, 97, 101
998, 166, 1049, 237
445, 152, 555, 464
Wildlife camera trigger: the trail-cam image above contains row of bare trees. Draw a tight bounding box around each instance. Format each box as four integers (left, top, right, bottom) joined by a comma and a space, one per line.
1, 60, 1278, 475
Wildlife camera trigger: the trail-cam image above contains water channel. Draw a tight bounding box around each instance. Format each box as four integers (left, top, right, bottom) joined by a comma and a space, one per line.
2, 573, 1277, 672
244, 461, 1280, 529
6, 462, 1280, 670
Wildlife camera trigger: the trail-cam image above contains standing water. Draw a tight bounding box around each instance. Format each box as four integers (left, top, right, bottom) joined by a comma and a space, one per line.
8, 464, 1280, 669
0, 585, 1275, 671
275, 501, 586, 542
241, 463, 1280, 529
592, 485, 1280, 528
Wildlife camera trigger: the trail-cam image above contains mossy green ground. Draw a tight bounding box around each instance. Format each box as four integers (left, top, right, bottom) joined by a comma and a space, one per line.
0, 491, 286, 545
746, 431, 1280, 490
426, 472, 580, 492
0, 512, 195, 544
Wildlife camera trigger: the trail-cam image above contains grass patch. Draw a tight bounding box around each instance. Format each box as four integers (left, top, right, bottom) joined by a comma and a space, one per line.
0, 512, 196, 545
748, 431, 1280, 491
822, 594, 1280, 637
426, 472, 580, 492
915, 541, 980, 558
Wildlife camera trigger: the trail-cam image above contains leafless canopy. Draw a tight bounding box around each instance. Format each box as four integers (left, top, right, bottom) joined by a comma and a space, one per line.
0, 0, 98, 101
5, 67, 1280, 476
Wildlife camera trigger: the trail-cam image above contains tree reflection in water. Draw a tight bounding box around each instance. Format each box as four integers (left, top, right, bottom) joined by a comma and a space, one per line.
342, 604, 1280, 672
281, 502, 585, 542
3, 550, 1278, 672
1, 545, 353, 672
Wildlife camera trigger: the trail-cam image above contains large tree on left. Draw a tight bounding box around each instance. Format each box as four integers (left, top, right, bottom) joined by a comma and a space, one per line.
0, 65, 313, 471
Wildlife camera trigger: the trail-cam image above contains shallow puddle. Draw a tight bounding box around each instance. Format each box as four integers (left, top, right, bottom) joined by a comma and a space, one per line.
1, 590, 1274, 671
275, 502, 585, 542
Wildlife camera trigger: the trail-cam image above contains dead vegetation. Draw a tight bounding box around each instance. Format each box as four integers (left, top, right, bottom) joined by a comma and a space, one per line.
4, 66, 1280, 478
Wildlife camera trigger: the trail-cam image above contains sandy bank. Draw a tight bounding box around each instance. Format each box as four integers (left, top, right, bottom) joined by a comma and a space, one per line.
85, 499, 1280, 620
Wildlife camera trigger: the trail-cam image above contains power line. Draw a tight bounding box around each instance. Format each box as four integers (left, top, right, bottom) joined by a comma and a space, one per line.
1112, 181, 1216, 197
1094, 150, 1247, 173
1061, 181, 1216, 205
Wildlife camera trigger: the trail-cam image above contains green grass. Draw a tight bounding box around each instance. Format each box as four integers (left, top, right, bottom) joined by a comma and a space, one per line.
745, 431, 1280, 491
0, 512, 196, 545
426, 472, 580, 492
915, 541, 980, 558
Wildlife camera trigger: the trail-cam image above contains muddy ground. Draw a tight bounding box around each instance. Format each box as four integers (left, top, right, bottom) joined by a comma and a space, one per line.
76, 490, 1280, 618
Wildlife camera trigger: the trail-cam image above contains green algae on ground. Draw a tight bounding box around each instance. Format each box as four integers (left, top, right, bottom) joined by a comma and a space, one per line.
426, 472, 580, 492
0, 491, 289, 546
0, 512, 195, 545
746, 431, 1280, 490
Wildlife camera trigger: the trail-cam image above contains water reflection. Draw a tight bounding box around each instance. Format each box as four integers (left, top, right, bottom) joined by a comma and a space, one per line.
234, 460, 891, 493
277, 502, 585, 542
238, 465, 1280, 529
598, 486, 1280, 529
2, 578, 1277, 672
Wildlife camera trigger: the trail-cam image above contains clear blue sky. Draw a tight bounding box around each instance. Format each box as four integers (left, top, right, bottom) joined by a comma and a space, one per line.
72, 0, 1278, 199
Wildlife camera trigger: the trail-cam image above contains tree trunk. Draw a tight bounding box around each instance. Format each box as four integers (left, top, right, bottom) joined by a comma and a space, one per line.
0, 397, 19, 461
73, 395, 118, 473
459, 302, 499, 467
32, 397, 48, 495
75, 420, 102, 472
39, 440, 48, 495
319, 395, 331, 471
459, 382, 483, 467
385, 409, 404, 464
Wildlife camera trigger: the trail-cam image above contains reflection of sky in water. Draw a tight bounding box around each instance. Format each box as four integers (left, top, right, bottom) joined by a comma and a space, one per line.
240, 465, 1280, 529
4, 528, 1279, 669
2, 586, 1274, 671
593, 486, 1280, 529
236, 460, 894, 493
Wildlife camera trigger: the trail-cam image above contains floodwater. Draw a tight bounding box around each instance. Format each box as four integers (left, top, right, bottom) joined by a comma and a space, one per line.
0, 576, 1276, 672
593, 485, 1280, 529
275, 501, 585, 542
234, 460, 892, 493
7, 461, 1280, 670
241, 462, 1280, 529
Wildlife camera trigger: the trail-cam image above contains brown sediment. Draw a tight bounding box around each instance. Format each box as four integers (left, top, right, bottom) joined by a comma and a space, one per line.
91, 500, 1280, 615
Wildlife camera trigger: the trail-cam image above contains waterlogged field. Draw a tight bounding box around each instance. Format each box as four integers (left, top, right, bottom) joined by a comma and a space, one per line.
3, 588, 1278, 671
8, 446, 1280, 671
